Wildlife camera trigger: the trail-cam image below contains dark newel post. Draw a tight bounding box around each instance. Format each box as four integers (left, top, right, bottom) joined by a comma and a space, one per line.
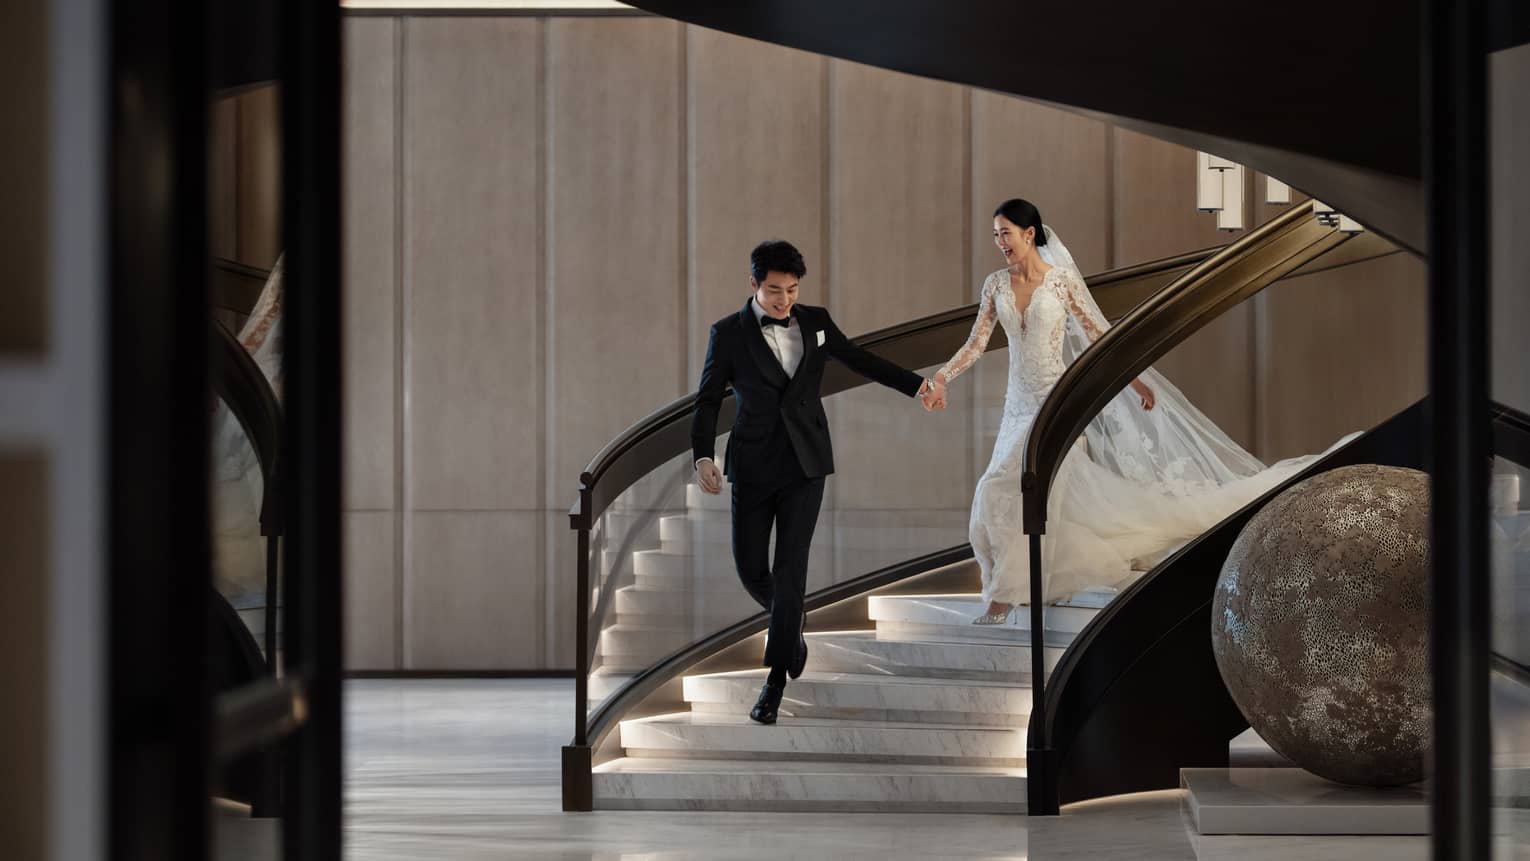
1023, 463, 1057, 815
563, 480, 595, 811
1027, 531, 1058, 815
1424, 0, 1491, 856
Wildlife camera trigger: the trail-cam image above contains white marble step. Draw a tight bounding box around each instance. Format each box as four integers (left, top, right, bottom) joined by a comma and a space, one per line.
633, 546, 830, 580
683, 669, 1030, 726
615, 584, 756, 619
592, 757, 1026, 812
619, 711, 1026, 766
867, 594, 1102, 641
660, 514, 733, 545
1182, 768, 1427, 835
634, 571, 740, 592
658, 513, 962, 553
596, 624, 688, 662
611, 613, 753, 634
600, 510, 670, 544
804, 630, 1063, 682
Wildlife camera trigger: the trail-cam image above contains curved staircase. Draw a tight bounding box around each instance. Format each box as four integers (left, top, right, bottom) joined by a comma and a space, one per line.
564, 209, 1408, 814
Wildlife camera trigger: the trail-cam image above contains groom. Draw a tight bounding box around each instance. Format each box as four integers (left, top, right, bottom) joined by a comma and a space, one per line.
691, 240, 944, 725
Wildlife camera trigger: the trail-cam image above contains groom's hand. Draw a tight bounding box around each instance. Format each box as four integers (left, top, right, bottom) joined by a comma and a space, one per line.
695, 458, 724, 495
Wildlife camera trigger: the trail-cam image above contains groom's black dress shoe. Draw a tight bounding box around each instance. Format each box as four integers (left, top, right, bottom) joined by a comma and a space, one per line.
750, 682, 784, 725
789, 634, 807, 680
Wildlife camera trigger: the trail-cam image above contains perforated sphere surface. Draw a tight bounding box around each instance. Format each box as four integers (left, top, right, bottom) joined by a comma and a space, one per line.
1211, 464, 1431, 786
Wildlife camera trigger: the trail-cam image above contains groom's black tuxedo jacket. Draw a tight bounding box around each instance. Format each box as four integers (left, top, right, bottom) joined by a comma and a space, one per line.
691, 300, 924, 486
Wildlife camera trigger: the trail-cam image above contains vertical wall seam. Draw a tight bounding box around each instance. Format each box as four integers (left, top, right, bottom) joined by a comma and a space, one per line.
963, 88, 979, 486
394, 15, 411, 669
1103, 120, 1117, 270
826, 57, 838, 523
678, 23, 690, 395
541, 16, 559, 669
821, 56, 833, 313
233, 96, 244, 264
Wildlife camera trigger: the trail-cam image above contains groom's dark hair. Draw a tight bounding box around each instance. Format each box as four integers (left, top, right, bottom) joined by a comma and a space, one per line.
750, 240, 807, 282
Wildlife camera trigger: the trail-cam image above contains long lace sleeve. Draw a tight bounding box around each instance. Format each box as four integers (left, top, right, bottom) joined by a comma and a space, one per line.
1056, 267, 1109, 343
937, 275, 999, 384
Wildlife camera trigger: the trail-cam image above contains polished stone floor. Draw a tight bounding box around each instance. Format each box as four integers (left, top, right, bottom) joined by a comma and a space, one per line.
340, 679, 1496, 860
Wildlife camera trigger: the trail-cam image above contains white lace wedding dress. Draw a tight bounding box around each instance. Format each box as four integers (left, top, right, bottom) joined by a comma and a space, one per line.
939, 229, 1349, 606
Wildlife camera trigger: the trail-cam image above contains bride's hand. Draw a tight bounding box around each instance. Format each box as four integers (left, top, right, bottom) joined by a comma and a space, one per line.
920, 379, 948, 411
1133, 380, 1156, 411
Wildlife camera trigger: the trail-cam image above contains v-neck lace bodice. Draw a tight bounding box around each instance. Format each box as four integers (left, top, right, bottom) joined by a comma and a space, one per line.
938, 267, 1103, 416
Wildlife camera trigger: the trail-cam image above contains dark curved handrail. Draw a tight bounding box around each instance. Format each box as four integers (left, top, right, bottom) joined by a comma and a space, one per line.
212, 318, 284, 535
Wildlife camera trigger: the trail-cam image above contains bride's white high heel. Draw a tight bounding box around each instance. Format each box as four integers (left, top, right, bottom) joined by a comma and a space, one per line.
972, 603, 1017, 625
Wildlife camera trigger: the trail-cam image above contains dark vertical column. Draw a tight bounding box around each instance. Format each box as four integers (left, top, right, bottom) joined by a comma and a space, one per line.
108, 0, 211, 857
281, 0, 344, 857
1423, 0, 1492, 857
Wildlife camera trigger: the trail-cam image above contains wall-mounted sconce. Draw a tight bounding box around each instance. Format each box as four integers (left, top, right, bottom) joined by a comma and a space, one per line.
1217, 164, 1246, 231
1197, 152, 1224, 211
1265, 177, 1291, 205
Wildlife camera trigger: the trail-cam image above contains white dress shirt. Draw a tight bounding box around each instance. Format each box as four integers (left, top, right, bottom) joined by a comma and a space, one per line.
752, 298, 804, 378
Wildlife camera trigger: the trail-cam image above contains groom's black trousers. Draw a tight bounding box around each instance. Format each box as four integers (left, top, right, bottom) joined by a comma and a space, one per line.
730, 464, 826, 670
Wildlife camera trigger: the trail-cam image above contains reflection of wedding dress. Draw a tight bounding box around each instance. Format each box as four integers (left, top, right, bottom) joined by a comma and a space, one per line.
939, 230, 1347, 606
211, 259, 284, 603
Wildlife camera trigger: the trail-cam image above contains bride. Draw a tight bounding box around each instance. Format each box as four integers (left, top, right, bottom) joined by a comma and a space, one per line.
925, 198, 1344, 624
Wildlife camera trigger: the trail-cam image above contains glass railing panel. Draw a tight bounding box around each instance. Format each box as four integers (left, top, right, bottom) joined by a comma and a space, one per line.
208, 393, 284, 852
586, 459, 689, 717
1490, 39, 1530, 855
583, 348, 1011, 719
210, 394, 275, 656
1491, 455, 1530, 856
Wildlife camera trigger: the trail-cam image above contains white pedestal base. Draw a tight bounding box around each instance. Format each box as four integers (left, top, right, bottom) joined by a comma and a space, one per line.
1182, 767, 1428, 835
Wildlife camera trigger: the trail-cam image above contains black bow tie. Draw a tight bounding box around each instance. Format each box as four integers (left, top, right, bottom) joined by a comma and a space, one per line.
760, 315, 791, 329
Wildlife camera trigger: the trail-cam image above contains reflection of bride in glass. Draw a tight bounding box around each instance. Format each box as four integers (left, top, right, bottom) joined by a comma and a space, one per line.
211, 258, 284, 605
925, 199, 1344, 624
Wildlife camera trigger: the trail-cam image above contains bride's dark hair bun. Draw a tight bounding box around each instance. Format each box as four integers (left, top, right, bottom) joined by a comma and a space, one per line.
993, 198, 1047, 246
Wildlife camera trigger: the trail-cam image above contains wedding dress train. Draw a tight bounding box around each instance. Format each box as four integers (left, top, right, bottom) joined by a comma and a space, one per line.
938, 229, 1348, 607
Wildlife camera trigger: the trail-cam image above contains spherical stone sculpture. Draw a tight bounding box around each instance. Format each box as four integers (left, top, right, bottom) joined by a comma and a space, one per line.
1211, 464, 1431, 786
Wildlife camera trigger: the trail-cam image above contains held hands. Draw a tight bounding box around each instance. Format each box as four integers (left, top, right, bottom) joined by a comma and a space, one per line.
1132, 379, 1156, 411
919, 378, 948, 412
695, 459, 724, 495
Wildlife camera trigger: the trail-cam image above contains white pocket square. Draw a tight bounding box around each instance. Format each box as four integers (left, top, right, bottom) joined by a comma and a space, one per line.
816, 330, 826, 347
